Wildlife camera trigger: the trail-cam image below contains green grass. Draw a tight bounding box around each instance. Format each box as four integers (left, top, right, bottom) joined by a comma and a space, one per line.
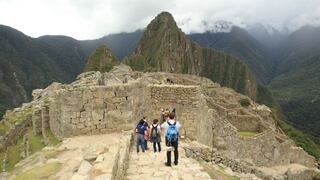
0, 152, 5, 171
4, 107, 33, 124
239, 131, 258, 137
15, 162, 62, 180
0, 121, 8, 136
44, 129, 60, 146
6, 139, 23, 171
42, 149, 60, 159
239, 98, 251, 107
27, 128, 45, 154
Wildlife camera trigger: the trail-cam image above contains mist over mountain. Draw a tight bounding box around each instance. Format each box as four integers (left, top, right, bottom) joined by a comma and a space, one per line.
188, 26, 275, 84
269, 26, 320, 139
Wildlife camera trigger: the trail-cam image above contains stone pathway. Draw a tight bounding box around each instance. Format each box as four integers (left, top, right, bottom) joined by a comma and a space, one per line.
6, 133, 131, 180
125, 141, 212, 180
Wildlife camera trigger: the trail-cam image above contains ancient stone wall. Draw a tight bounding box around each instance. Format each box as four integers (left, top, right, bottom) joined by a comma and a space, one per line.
32, 107, 42, 135
227, 114, 263, 132
48, 85, 136, 138
147, 85, 201, 140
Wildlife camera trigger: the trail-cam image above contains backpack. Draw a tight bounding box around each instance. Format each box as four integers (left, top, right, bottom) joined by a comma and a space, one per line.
151, 124, 158, 138
165, 122, 178, 143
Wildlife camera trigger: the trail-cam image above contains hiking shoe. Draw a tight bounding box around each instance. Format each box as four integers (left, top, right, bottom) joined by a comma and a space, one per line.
165, 162, 171, 167
174, 162, 178, 165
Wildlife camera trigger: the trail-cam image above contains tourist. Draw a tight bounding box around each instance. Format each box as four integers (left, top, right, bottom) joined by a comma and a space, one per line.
161, 108, 165, 123
164, 108, 170, 119
142, 116, 149, 150
150, 119, 161, 152
161, 112, 181, 166
135, 119, 146, 153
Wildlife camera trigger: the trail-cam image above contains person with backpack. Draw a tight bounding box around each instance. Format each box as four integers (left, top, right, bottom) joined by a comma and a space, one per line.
161, 112, 181, 166
135, 119, 146, 153
150, 119, 161, 152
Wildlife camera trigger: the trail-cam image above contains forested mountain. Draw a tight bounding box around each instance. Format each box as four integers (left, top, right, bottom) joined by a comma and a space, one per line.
125, 12, 257, 98
269, 26, 320, 139
188, 27, 274, 84
1, 14, 320, 148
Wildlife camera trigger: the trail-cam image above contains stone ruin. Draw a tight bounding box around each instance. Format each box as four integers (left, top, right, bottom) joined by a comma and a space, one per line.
1, 64, 319, 179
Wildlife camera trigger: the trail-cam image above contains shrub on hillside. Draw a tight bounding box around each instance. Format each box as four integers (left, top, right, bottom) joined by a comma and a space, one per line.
239, 98, 251, 107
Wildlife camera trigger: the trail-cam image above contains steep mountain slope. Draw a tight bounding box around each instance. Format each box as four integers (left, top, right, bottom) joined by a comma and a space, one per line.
269, 26, 320, 138
0, 25, 73, 117
188, 27, 274, 84
0, 26, 142, 117
246, 24, 289, 53
125, 12, 257, 98
83, 45, 119, 72
36, 35, 89, 78
81, 30, 143, 59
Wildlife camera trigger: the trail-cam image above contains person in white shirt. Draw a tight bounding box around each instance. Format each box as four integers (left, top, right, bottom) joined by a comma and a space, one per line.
161, 112, 181, 166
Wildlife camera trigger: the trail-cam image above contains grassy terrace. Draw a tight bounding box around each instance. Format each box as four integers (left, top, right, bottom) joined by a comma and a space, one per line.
6, 138, 23, 171
44, 129, 61, 146
0, 121, 8, 135
27, 127, 45, 154
4, 107, 33, 124
238, 131, 258, 137
15, 162, 62, 180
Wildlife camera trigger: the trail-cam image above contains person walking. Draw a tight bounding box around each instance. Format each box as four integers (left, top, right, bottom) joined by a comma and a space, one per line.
135, 119, 146, 153
161, 112, 181, 166
142, 116, 149, 150
150, 119, 161, 152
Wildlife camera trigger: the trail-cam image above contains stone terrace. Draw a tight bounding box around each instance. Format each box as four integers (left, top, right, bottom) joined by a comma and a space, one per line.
1, 64, 319, 179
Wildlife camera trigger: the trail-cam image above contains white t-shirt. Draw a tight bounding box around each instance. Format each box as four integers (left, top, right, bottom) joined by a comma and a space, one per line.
151, 123, 161, 132
161, 119, 181, 135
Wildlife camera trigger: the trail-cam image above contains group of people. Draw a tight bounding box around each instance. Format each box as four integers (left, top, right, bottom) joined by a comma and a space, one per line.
135, 108, 181, 167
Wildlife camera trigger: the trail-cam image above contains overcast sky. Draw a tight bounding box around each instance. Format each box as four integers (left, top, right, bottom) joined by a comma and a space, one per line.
0, 0, 320, 40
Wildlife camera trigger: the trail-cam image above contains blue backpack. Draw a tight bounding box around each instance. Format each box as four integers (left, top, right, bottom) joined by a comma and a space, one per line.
165, 122, 178, 143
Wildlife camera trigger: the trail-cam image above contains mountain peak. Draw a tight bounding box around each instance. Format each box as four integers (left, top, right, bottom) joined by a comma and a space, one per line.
83, 45, 119, 72
146, 11, 179, 32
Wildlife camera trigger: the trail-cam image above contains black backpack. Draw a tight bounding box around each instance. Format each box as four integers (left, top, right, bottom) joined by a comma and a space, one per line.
151, 124, 158, 138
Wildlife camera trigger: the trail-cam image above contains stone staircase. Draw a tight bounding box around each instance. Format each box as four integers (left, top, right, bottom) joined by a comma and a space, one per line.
4, 133, 257, 180
125, 141, 212, 180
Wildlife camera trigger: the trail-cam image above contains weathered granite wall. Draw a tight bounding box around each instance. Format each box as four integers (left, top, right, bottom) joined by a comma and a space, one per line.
227, 114, 264, 132
147, 85, 201, 140
48, 85, 136, 138
32, 107, 42, 135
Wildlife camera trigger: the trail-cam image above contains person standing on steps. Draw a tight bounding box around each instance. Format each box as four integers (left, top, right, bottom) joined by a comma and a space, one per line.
142, 116, 150, 150
135, 119, 146, 153
161, 112, 181, 166
150, 119, 161, 152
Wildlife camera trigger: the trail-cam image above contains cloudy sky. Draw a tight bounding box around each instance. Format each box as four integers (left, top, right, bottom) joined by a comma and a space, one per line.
0, 0, 320, 39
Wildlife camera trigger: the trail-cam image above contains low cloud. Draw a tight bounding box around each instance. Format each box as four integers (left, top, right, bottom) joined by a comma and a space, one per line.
0, 0, 319, 39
